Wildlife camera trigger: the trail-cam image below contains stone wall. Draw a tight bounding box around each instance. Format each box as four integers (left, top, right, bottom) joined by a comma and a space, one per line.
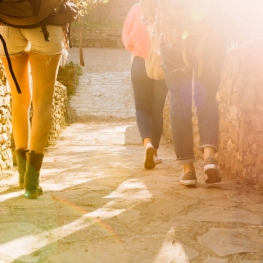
0, 80, 12, 170
71, 27, 124, 48
162, 97, 172, 143
57, 62, 81, 96
46, 81, 68, 146
217, 39, 263, 190
68, 0, 138, 49
69, 0, 137, 49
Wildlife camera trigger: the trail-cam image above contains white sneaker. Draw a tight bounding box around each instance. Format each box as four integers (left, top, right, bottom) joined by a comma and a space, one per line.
144, 143, 155, 169
180, 171, 197, 186
154, 155, 162, 165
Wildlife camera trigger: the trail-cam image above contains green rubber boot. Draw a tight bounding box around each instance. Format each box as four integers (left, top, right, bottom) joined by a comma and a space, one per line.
15, 149, 29, 189
24, 151, 44, 199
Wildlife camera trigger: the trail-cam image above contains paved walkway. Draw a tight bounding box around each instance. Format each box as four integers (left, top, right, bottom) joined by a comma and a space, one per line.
0, 48, 263, 263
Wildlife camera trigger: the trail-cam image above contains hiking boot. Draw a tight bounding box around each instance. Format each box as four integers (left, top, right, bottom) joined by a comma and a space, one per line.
24, 151, 44, 199
204, 157, 221, 184
144, 143, 155, 169
180, 171, 197, 186
15, 149, 29, 189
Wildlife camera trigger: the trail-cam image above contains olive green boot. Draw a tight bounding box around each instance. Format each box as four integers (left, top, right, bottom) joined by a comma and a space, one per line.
24, 151, 44, 199
15, 149, 29, 189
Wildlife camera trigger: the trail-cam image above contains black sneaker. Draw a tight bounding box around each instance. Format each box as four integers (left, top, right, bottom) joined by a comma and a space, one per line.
180, 171, 197, 186
204, 157, 221, 184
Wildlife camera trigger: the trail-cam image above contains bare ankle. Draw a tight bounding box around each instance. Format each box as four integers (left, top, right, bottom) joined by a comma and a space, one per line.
183, 163, 195, 174
203, 147, 215, 161
143, 138, 152, 148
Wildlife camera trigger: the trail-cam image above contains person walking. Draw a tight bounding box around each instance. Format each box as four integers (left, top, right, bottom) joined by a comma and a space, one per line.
0, 24, 65, 198
122, 2, 168, 169
140, 0, 227, 184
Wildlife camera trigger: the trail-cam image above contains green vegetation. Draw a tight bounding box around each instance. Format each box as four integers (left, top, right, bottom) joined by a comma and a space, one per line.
73, 0, 119, 28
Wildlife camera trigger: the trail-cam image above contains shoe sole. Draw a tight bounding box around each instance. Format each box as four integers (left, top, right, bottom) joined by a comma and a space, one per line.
144, 147, 155, 169
180, 180, 197, 186
204, 168, 221, 184
24, 186, 43, 199
154, 159, 162, 165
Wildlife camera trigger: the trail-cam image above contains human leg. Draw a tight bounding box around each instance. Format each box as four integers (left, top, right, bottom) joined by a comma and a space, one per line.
194, 80, 220, 183
140, 79, 168, 166
151, 79, 168, 154
149, 78, 167, 165
28, 52, 61, 153
131, 56, 156, 169
160, 42, 195, 162
1, 53, 32, 188
23, 52, 60, 198
21, 25, 64, 198
0, 26, 34, 188
161, 41, 197, 185
131, 56, 153, 143
21, 52, 61, 199
195, 34, 227, 183
0, 53, 31, 150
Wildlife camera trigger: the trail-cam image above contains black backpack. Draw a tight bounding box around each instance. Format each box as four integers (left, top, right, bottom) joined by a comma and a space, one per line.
0, 0, 79, 93
0, 0, 79, 41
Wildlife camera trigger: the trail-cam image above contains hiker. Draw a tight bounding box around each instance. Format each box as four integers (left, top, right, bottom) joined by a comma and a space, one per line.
140, 0, 228, 184
122, 2, 168, 169
0, 22, 66, 198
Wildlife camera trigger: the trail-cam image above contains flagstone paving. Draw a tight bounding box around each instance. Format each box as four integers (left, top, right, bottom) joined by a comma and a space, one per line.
0, 48, 262, 263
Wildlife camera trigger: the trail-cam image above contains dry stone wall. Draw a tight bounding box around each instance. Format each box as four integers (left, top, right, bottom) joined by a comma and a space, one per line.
217, 39, 263, 190
69, 0, 138, 49
57, 62, 81, 96
71, 27, 124, 48
162, 96, 172, 143
47, 81, 68, 146
0, 80, 12, 170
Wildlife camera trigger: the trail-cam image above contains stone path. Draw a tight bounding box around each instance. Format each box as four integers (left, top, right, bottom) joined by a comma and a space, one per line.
0, 48, 263, 263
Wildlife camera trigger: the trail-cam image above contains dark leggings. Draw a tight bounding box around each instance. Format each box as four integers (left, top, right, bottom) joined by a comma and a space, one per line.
131, 56, 168, 149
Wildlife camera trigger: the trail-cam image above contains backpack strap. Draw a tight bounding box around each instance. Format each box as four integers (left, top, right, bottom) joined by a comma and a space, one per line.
41, 22, 50, 41
0, 34, 21, 94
